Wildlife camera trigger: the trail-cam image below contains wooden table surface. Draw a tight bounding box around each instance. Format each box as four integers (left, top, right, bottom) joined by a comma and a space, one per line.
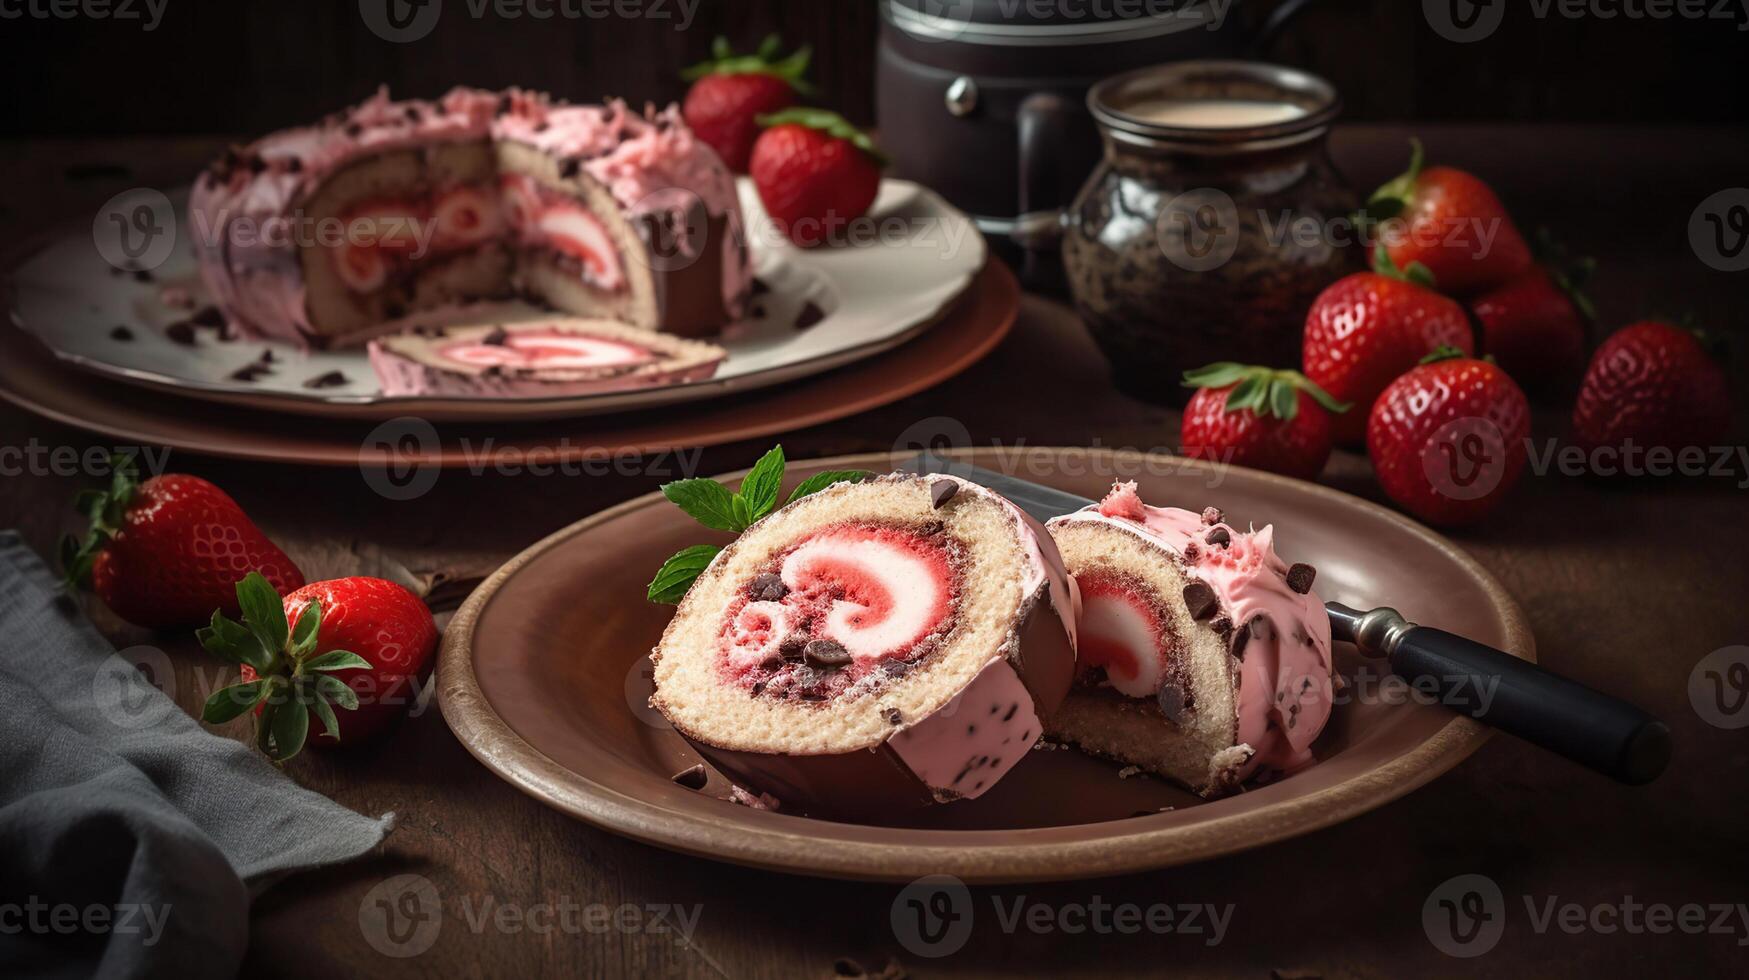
3, 126, 1747, 978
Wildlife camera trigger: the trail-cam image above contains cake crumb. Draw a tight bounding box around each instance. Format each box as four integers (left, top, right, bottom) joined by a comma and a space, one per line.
1117, 765, 1144, 779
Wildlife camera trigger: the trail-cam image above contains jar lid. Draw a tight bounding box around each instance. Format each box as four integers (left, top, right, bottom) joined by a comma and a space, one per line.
1089, 60, 1342, 152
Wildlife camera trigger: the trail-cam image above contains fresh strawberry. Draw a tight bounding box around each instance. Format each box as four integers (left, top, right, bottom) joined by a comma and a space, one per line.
1366, 139, 1533, 297
681, 35, 812, 172
62, 456, 304, 629
1302, 246, 1476, 444
200, 573, 438, 760
1471, 262, 1592, 398
749, 108, 884, 248
1367, 347, 1531, 526
1180, 364, 1350, 481
1571, 320, 1732, 453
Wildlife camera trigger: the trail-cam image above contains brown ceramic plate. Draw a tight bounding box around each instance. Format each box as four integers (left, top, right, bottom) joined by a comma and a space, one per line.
439, 448, 1535, 883
0, 262, 1016, 465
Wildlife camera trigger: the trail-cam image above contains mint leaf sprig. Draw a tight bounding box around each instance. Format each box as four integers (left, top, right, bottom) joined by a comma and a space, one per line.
646, 445, 873, 604
196, 571, 371, 763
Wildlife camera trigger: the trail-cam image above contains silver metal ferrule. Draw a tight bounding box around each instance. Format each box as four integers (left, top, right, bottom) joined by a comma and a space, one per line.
1325, 603, 1418, 660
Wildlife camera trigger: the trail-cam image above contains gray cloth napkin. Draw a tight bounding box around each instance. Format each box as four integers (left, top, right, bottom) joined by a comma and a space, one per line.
0, 533, 394, 980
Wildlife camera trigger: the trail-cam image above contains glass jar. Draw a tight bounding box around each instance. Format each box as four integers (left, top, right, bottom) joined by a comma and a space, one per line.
1063, 60, 1361, 404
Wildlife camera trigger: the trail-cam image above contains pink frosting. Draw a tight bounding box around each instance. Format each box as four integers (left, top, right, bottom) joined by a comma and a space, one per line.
1053, 482, 1334, 783
189, 87, 749, 344
889, 654, 1042, 802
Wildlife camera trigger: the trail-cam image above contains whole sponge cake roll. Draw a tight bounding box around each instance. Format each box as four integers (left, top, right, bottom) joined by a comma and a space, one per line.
1046, 482, 1335, 796
189, 87, 751, 349
650, 474, 1079, 818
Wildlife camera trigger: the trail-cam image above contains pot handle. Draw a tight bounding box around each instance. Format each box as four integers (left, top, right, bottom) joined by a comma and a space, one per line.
1013, 91, 1076, 251
1252, 0, 1320, 52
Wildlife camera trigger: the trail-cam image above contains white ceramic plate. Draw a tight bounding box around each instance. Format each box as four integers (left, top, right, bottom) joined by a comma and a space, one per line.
8, 179, 984, 422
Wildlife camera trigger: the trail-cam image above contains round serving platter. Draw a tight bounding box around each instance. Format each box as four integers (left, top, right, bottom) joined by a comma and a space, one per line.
438, 448, 1535, 883
8, 179, 984, 422
0, 261, 1018, 467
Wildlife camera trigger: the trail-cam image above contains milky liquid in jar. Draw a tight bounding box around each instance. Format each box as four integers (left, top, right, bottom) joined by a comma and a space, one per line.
1121, 98, 1307, 129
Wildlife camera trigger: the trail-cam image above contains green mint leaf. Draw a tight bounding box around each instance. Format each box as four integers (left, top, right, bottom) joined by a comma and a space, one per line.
647, 544, 721, 604
659, 478, 742, 532
738, 445, 786, 522
201, 680, 267, 724
289, 601, 322, 660
235, 571, 288, 656
315, 673, 361, 711
787, 470, 873, 504
305, 649, 372, 673
269, 698, 309, 762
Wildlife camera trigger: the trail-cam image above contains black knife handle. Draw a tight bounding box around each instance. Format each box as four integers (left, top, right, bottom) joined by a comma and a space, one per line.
1392, 626, 1671, 785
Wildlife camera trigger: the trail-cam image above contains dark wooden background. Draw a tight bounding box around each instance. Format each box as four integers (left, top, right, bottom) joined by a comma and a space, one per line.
4, 0, 1748, 136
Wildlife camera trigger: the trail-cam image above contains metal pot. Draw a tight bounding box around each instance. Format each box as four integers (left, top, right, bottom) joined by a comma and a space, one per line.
876, 0, 1318, 286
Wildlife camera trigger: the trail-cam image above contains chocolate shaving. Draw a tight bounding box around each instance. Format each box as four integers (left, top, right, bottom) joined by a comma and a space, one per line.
482, 327, 510, 346
930, 480, 958, 509
1182, 581, 1217, 620
803, 639, 851, 670
559, 157, 582, 179
303, 370, 348, 389
190, 306, 226, 328
163, 321, 196, 346
1156, 683, 1186, 724
670, 764, 708, 790
1286, 563, 1316, 595
794, 301, 826, 331
404, 106, 422, 124
749, 572, 787, 602
228, 363, 271, 382
1211, 615, 1233, 637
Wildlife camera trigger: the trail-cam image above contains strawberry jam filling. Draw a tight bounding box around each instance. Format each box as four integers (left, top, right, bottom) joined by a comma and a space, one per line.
719, 521, 960, 703
437, 331, 654, 371
326, 177, 626, 296
1074, 570, 1176, 699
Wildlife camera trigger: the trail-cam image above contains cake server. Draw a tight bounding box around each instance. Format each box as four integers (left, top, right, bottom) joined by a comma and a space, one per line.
900, 453, 1671, 785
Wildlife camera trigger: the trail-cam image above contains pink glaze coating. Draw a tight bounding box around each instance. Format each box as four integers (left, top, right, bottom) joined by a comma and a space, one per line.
1053, 481, 1334, 782
889, 653, 1042, 801
189, 87, 749, 344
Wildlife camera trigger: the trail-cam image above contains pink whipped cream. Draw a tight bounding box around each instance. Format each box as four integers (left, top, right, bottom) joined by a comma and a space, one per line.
1064, 481, 1334, 781
189, 86, 749, 344
438, 332, 653, 371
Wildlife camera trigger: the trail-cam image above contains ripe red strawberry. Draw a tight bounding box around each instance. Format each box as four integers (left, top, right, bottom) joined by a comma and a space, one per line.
750, 109, 884, 248
1367, 140, 1533, 297
1302, 246, 1476, 444
1471, 263, 1592, 398
1571, 320, 1732, 453
1367, 348, 1531, 526
202, 573, 439, 760
62, 456, 304, 629
1180, 364, 1350, 481
681, 35, 812, 172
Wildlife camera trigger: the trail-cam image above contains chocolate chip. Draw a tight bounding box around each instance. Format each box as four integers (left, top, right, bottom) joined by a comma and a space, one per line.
109, 325, 134, 341
794, 301, 826, 331
404, 106, 422, 124
1182, 581, 1217, 620
284, 156, 303, 173
164, 321, 196, 346
1286, 563, 1316, 595
496, 94, 513, 116
247, 155, 267, 174
780, 637, 807, 662
883, 707, 903, 725
559, 157, 582, 179
1206, 527, 1231, 549
257, 348, 276, 364
303, 370, 348, 389
671, 764, 708, 790
1202, 507, 1223, 526
190, 306, 226, 328
803, 639, 851, 669
930, 480, 959, 509
751, 277, 771, 296
131, 268, 153, 283
749, 572, 787, 601
1182, 542, 1200, 562
1002, 702, 1018, 722
751, 305, 767, 318
1157, 682, 1186, 724
482, 327, 510, 346
1211, 615, 1233, 637
882, 659, 910, 677
344, 122, 363, 137
228, 363, 271, 382
533, 121, 550, 133
1231, 619, 1253, 660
